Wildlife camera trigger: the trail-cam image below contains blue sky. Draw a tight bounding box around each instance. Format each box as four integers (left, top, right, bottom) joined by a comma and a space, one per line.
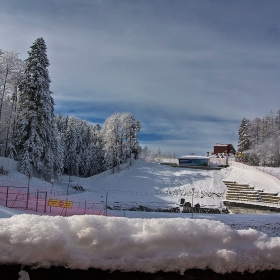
1, 0, 280, 156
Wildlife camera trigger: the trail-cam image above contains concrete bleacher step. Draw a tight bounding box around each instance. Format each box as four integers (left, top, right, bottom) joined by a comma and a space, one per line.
226, 192, 260, 196
223, 180, 236, 184
227, 186, 255, 191
224, 181, 280, 204
225, 183, 250, 187
261, 192, 278, 196
226, 195, 261, 201
260, 192, 280, 203
226, 185, 255, 191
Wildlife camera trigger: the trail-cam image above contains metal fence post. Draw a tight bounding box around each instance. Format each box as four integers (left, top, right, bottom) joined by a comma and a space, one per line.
44, 191, 47, 213
5, 186, 9, 207
105, 192, 108, 216
26, 175, 30, 209
36, 190, 38, 212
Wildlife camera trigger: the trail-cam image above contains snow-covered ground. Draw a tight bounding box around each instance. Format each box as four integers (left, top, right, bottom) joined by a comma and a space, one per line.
0, 160, 280, 273
71, 160, 229, 213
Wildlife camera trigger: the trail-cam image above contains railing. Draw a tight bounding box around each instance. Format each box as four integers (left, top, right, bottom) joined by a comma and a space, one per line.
227, 160, 280, 186
0, 181, 228, 217
0, 184, 107, 216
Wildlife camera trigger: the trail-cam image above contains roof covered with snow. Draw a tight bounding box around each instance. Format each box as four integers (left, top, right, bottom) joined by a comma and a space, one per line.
178, 155, 209, 159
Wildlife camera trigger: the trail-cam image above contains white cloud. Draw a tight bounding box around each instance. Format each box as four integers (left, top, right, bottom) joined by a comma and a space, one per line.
1, 0, 280, 154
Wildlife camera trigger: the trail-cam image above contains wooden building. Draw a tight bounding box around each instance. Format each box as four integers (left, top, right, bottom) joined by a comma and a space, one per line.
212, 144, 236, 156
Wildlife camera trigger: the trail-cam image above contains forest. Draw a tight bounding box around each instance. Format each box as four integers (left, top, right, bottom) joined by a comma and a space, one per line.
237, 110, 280, 166
0, 38, 141, 180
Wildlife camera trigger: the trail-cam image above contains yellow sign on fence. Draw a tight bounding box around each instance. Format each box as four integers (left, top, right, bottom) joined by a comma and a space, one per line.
48, 199, 73, 209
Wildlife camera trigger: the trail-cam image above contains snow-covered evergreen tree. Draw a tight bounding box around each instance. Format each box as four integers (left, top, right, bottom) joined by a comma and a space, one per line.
130, 118, 141, 160
1, 44, 143, 178
246, 117, 262, 165
102, 113, 122, 173
140, 145, 150, 159
63, 116, 80, 176
237, 118, 252, 162
274, 110, 280, 165
55, 114, 106, 177
120, 112, 141, 163
262, 111, 275, 141
238, 111, 280, 167
250, 117, 262, 148
17, 38, 60, 179
156, 148, 162, 158
258, 111, 279, 166
78, 120, 100, 177
275, 110, 280, 135
54, 131, 64, 177
101, 112, 140, 172
91, 124, 105, 175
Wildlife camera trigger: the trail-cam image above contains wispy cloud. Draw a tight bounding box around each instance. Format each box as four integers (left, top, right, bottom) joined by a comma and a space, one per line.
1, 0, 280, 154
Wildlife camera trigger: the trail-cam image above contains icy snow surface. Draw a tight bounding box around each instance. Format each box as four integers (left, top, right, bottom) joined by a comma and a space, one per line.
1, 214, 280, 274
0, 160, 280, 273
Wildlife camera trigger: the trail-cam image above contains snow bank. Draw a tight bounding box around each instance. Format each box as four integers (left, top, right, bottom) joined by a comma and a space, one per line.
1, 214, 280, 274
225, 166, 280, 192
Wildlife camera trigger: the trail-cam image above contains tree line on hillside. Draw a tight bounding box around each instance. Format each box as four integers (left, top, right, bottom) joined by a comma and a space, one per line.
0, 38, 141, 180
140, 146, 177, 159
237, 110, 280, 166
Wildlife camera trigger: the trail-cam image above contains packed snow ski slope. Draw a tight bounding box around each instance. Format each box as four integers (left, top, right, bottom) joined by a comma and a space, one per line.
1, 160, 280, 273
58, 159, 280, 214
69, 160, 228, 212
1, 159, 280, 218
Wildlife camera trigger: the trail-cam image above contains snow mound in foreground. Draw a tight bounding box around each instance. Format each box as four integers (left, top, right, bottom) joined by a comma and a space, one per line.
1, 214, 280, 274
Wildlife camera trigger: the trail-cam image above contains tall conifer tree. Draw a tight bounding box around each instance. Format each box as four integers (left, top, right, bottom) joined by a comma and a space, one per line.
237, 118, 252, 162
17, 38, 61, 179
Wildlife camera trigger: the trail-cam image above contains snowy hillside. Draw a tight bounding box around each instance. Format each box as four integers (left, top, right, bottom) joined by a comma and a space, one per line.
57, 160, 280, 215
1, 160, 280, 273
1, 159, 280, 218
70, 160, 229, 214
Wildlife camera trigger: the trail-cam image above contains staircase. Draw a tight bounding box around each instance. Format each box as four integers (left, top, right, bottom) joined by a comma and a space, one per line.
260, 191, 280, 204
223, 181, 280, 204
